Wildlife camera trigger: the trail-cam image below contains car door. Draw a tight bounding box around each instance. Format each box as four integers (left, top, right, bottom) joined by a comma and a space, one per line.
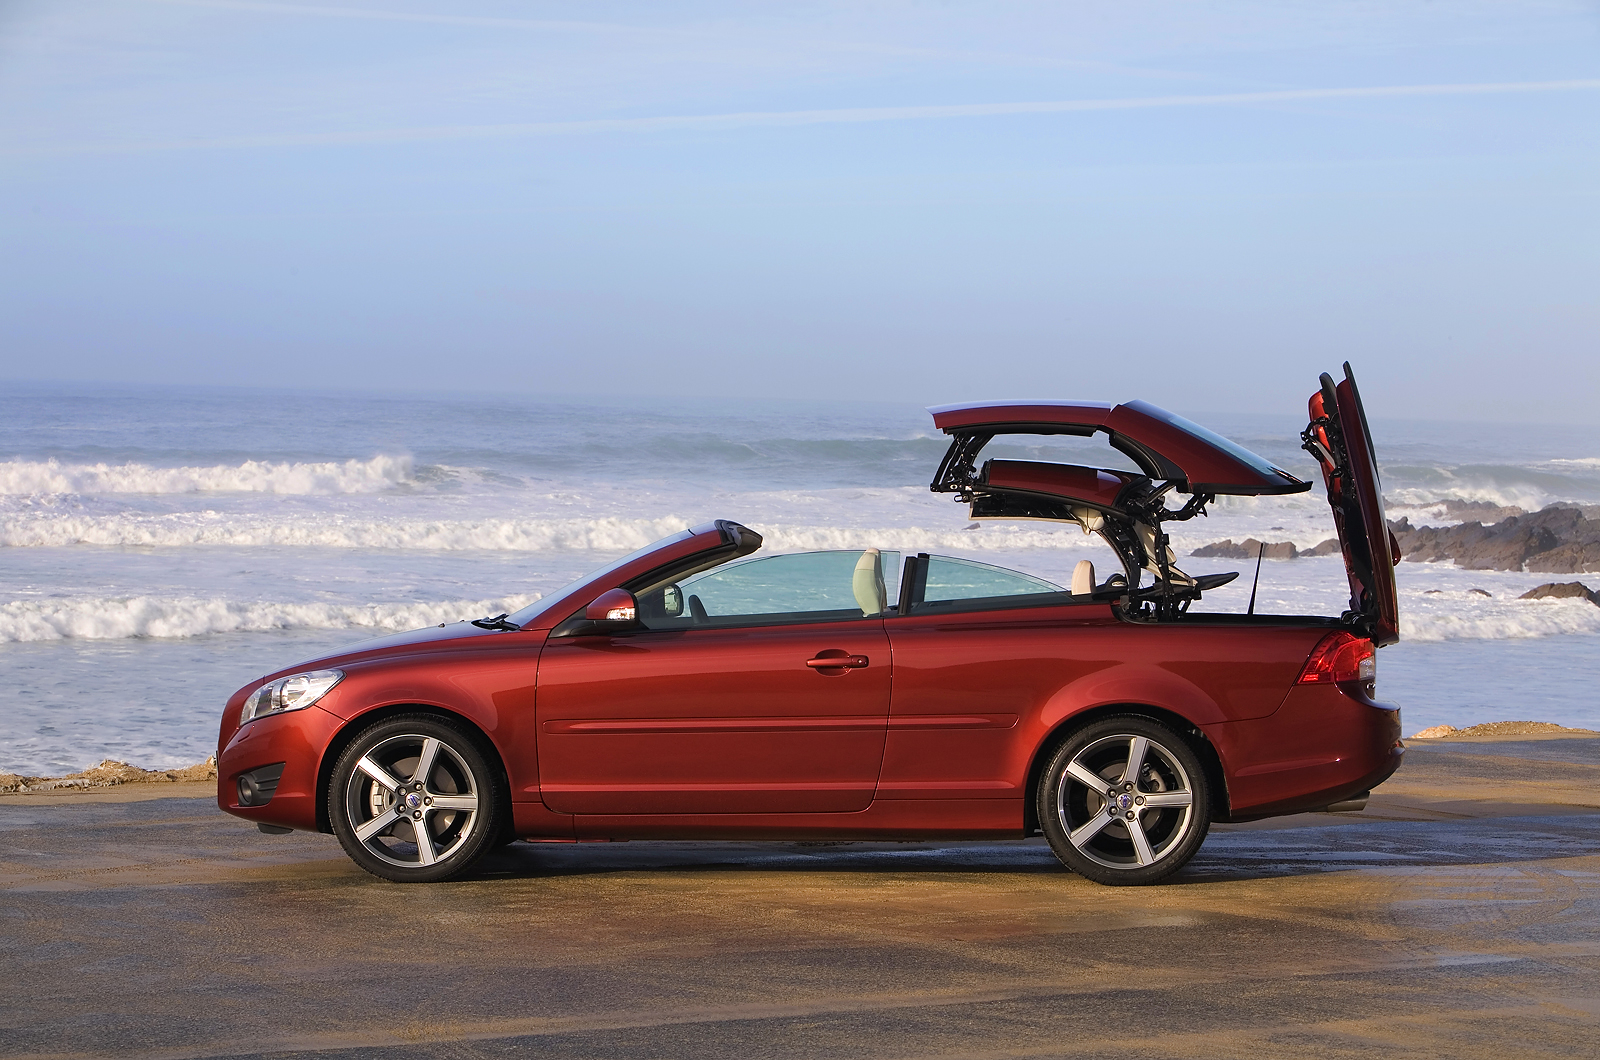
880, 554, 1112, 803
535, 550, 893, 816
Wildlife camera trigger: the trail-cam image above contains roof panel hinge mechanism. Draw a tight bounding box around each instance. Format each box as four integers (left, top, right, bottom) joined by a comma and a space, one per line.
930, 432, 991, 499
1301, 372, 1347, 477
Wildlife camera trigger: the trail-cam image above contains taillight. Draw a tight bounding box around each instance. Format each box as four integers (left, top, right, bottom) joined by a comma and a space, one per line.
1298, 631, 1376, 684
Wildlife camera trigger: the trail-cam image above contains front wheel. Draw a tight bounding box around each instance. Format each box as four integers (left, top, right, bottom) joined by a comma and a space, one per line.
329, 715, 504, 883
1038, 716, 1210, 886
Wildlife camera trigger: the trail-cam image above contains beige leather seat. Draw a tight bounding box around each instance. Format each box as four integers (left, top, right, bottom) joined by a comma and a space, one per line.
853, 548, 887, 616
1072, 559, 1096, 596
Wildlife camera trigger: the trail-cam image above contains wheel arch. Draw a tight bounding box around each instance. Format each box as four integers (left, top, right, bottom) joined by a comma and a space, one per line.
314, 702, 513, 835
1021, 702, 1230, 836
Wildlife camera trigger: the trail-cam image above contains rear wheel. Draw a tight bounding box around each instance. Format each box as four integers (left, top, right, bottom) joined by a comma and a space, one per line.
1038, 715, 1210, 886
329, 715, 503, 883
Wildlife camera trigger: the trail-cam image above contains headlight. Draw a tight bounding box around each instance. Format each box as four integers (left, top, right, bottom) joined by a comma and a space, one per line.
239, 669, 343, 725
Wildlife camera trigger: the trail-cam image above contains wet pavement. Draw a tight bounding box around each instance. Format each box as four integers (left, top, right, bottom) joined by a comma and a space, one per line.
3, 737, 1598, 1059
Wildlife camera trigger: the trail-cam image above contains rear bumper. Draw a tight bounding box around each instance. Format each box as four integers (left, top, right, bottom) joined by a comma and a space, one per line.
1211, 682, 1402, 821
217, 705, 343, 832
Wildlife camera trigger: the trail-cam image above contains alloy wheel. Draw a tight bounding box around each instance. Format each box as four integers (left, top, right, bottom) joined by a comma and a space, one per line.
1039, 716, 1210, 885
330, 716, 501, 882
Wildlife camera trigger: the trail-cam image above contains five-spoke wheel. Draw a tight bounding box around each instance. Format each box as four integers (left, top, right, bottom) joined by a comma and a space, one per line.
330, 715, 503, 882
1038, 715, 1210, 885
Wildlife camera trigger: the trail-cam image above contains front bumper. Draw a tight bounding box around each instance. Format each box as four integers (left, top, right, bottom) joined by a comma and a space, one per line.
217, 705, 344, 832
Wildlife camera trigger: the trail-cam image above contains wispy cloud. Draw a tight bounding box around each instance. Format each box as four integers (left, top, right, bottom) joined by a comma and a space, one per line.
17, 78, 1600, 157
136, 0, 661, 34
132, 0, 1211, 77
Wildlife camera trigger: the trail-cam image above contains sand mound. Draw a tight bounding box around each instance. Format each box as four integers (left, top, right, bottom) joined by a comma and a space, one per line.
1408, 721, 1598, 739
0, 757, 216, 794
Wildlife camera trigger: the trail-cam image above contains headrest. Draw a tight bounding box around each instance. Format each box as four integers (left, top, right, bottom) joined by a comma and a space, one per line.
1071, 560, 1096, 596
852, 549, 887, 616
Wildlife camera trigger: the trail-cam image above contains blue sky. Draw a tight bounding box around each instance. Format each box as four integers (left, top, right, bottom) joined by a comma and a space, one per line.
1, 1, 1596, 422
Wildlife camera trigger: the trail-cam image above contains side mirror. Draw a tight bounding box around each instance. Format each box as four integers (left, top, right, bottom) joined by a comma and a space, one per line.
584, 588, 638, 625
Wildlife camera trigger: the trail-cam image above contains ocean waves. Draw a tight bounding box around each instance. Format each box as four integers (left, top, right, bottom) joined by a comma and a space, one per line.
1383, 461, 1600, 512
0, 508, 1115, 554
0, 455, 415, 496
0, 593, 542, 643
0, 511, 701, 551
1401, 597, 1600, 642
5, 582, 1590, 646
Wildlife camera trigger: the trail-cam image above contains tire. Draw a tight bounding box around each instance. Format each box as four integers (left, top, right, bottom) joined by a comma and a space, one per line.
329, 714, 504, 883
1038, 715, 1210, 886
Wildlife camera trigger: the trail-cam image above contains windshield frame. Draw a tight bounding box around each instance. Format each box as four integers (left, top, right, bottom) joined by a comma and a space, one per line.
507, 521, 759, 630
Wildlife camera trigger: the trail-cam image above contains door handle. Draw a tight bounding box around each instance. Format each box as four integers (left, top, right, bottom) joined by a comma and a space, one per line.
806, 654, 869, 669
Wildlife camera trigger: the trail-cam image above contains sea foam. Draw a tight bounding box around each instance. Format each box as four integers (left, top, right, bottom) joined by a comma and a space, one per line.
0, 455, 413, 496
0, 512, 699, 551
0, 511, 1120, 553
1400, 598, 1600, 642
0, 593, 540, 643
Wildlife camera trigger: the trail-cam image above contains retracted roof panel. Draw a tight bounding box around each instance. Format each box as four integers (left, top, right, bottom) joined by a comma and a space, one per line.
929, 399, 1310, 497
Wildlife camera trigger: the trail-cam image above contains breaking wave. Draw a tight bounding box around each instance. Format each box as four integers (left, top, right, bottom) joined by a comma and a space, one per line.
0, 455, 414, 496
1383, 462, 1600, 512
9, 587, 1590, 646
1401, 598, 1600, 643
0, 512, 699, 551
0, 512, 1112, 553
0, 593, 542, 643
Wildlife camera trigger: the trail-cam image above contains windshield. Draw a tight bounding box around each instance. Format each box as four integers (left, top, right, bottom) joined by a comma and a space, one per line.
504, 528, 696, 627
679, 550, 902, 615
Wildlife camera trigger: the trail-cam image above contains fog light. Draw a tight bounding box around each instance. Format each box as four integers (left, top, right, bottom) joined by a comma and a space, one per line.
236, 762, 286, 807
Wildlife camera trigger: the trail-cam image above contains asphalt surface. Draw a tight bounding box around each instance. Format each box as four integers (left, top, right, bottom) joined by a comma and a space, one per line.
4, 737, 1598, 1060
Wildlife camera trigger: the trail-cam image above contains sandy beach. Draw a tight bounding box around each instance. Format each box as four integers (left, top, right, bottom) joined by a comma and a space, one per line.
3, 728, 1596, 1059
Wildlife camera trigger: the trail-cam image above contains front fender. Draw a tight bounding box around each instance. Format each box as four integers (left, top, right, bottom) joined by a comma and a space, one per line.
310, 644, 544, 804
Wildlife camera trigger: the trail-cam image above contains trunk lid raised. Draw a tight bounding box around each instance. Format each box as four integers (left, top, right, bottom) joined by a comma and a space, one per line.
1302, 363, 1400, 645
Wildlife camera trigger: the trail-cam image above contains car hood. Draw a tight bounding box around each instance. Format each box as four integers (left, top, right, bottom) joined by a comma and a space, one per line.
274, 621, 504, 676
248, 519, 765, 685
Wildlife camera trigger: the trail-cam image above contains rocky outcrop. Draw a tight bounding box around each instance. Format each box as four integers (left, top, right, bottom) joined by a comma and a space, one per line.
1191, 506, 1600, 571
1390, 506, 1600, 573
1409, 721, 1598, 738
1192, 538, 1298, 560
1518, 582, 1600, 606
0, 757, 216, 794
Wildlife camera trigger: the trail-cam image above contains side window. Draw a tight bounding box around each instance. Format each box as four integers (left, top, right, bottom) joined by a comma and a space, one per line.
635, 550, 899, 630
914, 556, 1066, 614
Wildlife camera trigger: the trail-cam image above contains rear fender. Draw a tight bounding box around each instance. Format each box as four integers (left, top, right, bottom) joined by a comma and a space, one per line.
1039, 663, 1228, 732
1022, 667, 1234, 828
1021, 700, 1231, 834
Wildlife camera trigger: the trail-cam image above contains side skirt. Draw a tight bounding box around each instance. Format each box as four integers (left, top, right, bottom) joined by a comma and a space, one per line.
569, 799, 1026, 841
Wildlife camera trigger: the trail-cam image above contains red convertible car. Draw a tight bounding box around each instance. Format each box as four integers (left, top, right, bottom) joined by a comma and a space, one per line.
218, 365, 1402, 885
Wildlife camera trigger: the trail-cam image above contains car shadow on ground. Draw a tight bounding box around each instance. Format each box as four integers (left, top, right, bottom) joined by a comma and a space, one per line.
468, 838, 1069, 881
456, 812, 1600, 886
